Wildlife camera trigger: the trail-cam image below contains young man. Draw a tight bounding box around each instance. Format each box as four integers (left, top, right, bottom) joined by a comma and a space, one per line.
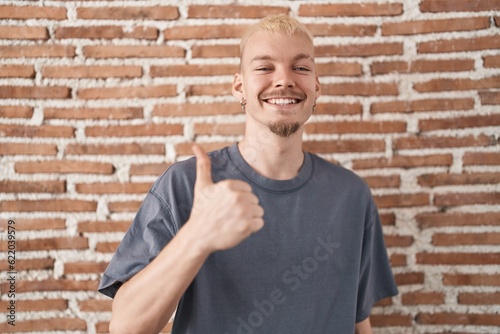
99, 15, 398, 334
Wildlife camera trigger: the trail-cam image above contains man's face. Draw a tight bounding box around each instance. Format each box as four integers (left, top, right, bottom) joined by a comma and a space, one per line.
233, 30, 321, 138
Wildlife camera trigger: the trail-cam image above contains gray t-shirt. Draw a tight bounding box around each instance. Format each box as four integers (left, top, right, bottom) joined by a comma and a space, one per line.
99, 143, 398, 333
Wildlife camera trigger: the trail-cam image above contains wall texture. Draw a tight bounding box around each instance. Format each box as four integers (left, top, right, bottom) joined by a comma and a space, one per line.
0, 0, 499, 333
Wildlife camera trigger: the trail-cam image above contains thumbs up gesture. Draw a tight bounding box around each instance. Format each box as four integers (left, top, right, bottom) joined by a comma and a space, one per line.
186, 145, 265, 253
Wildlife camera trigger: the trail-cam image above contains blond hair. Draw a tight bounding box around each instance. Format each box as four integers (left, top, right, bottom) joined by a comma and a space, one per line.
239, 15, 314, 57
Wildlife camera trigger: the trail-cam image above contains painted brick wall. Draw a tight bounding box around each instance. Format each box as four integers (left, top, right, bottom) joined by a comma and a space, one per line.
0, 0, 499, 333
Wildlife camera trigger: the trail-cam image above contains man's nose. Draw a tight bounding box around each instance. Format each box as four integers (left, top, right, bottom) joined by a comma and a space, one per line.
273, 68, 295, 88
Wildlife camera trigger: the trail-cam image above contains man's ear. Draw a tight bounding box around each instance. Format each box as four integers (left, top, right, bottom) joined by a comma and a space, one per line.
232, 72, 244, 100
315, 75, 321, 100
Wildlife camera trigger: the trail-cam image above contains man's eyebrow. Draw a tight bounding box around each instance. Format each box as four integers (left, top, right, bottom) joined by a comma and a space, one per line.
250, 53, 313, 62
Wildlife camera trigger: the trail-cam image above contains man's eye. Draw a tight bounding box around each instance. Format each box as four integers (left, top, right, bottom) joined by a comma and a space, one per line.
295, 67, 310, 71
256, 67, 271, 71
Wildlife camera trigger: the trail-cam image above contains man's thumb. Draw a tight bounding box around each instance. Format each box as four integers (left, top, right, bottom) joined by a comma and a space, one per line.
193, 144, 213, 188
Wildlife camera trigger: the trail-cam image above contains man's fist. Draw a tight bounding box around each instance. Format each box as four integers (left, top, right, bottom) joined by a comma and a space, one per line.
187, 145, 265, 253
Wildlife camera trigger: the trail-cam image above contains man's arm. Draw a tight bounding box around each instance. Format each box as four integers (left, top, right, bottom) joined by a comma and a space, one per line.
109, 145, 264, 334
355, 317, 373, 334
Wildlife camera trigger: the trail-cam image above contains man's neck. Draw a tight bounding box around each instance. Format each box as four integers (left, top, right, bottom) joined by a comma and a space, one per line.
238, 129, 305, 181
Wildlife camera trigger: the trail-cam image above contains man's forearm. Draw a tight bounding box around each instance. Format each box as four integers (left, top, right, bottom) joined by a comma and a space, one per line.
355, 317, 373, 334
109, 224, 210, 334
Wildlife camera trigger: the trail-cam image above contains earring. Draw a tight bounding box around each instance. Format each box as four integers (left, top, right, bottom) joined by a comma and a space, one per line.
312, 100, 316, 113
240, 98, 247, 112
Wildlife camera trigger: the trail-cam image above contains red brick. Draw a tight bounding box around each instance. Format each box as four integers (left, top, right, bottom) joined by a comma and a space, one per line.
130, 163, 173, 176
371, 59, 474, 75
96, 241, 119, 253
194, 123, 245, 136
382, 17, 489, 35
0, 26, 48, 40
322, 82, 399, 96
417, 212, 500, 228
374, 193, 429, 208
151, 64, 239, 77
420, 114, 500, 131
0, 299, 67, 312
371, 98, 474, 114
77, 6, 178, 20
316, 42, 403, 57
390, 254, 407, 267
0, 45, 75, 58
370, 314, 412, 327
65, 261, 108, 274
84, 45, 185, 58
85, 123, 183, 137
480, 91, 500, 105
0, 258, 54, 271
79, 299, 112, 312
419, 35, 500, 53
0, 143, 57, 155
299, 3, 403, 16
65, 143, 164, 155
188, 5, 288, 18
0, 279, 98, 293
0, 218, 65, 231
164, 25, 248, 40
316, 62, 363, 77
402, 292, 445, 305
108, 200, 142, 213
315, 103, 362, 116
0, 64, 35, 78
458, 292, 500, 305
0, 318, 86, 333
0, 86, 70, 99
0, 5, 66, 19
380, 213, 396, 226
192, 45, 239, 58
55, 26, 158, 40
433, 232, 500, 246
420, 0, 500, 12
78, 85, 176, 99
44, 107, 143, 120
0, 237, 88, 251
303, 139, 385, 153
0, 180, 65, 193
42, 65, 142, 78
0, 105, 33, 118
444, 273, 500, 286
153, 103, 241, 117
395, 272, 425, 285
384, 234, 414, 247
417, 252, 500, 265
78, 220, 131, 233
353, 154, 453, 169
414, 76, 500, 92
418, 172, 500, 187
484, 55, 500, 67
185, 83, 232, 97
416, 312, 500, 326
76, 182, 152, 194
15, 160, 114, 174
434, 192, 500, 206
306, 120, 406, 134
363, 175, 401, 189
463, 152, 500, 165
0, 124, 74, 138
307, 24, 377, 37
393, 134, 494, 150
0, 200, 97, 212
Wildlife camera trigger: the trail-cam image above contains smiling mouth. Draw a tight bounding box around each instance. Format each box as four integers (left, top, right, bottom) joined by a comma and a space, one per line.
264, 98, 301, 105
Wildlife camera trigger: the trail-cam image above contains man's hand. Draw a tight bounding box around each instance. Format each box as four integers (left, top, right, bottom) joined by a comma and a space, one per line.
188, 144, 265, 252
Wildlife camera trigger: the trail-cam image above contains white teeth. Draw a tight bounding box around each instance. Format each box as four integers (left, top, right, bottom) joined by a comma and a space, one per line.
267, 98, 298, 105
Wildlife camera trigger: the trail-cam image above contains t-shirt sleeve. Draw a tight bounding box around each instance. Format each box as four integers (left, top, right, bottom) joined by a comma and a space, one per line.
356, 192, 399, 322
98, 191, 177, 298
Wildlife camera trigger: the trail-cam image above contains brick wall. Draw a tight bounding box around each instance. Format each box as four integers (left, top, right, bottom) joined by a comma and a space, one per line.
0, 0, 499, 333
